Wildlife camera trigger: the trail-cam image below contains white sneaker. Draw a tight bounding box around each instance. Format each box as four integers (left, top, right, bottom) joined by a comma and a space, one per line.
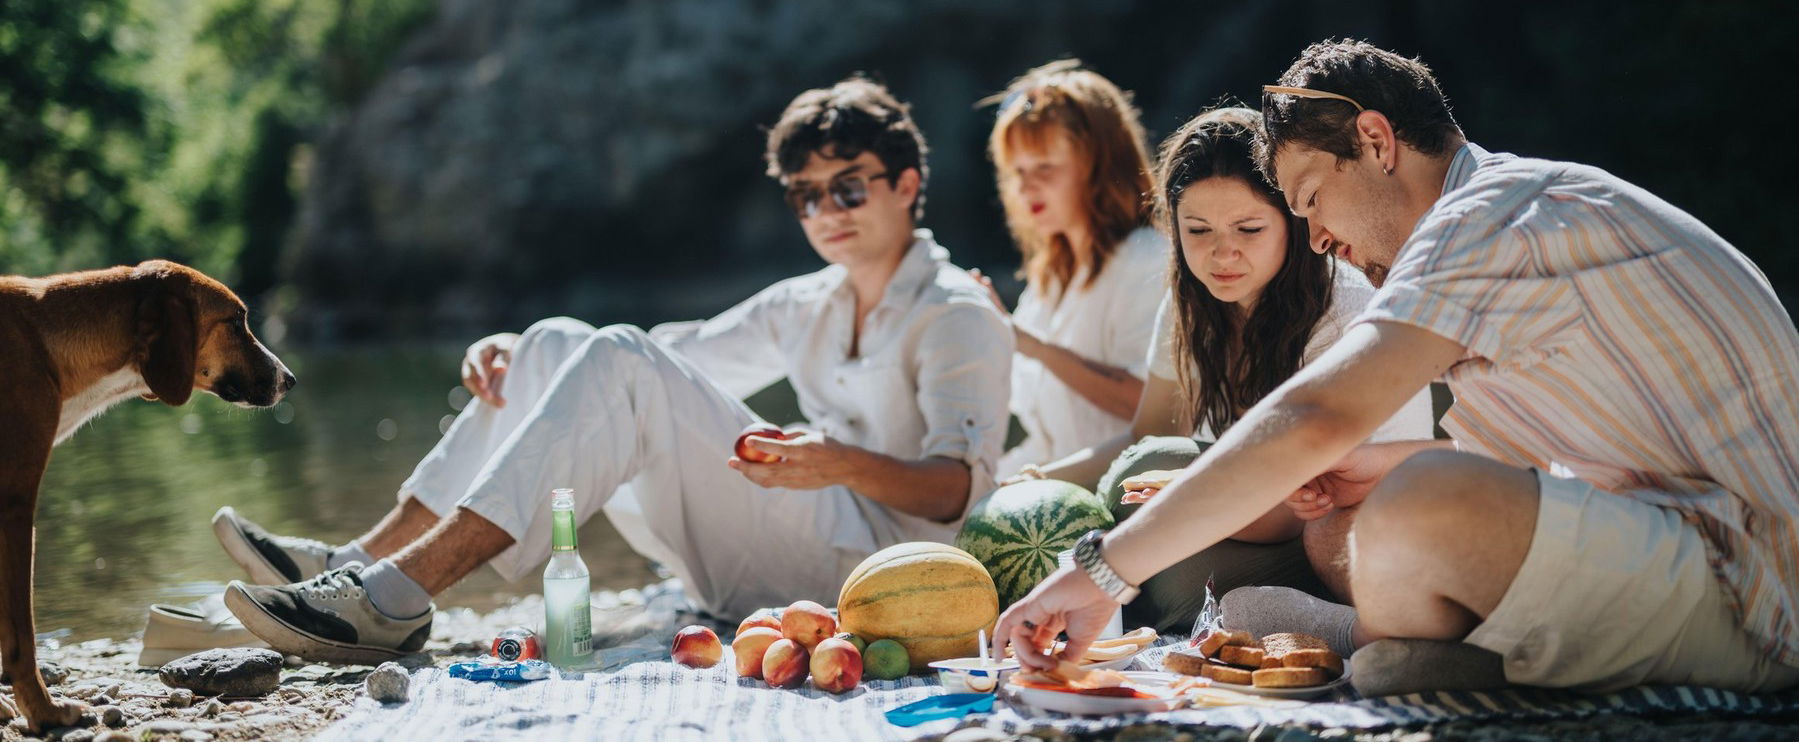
224, 565, 433, 665
212, 506, 332, 585
138, 596, 271, 668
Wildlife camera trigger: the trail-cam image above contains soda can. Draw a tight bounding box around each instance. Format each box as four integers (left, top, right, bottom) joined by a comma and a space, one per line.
492, 626, 543, 662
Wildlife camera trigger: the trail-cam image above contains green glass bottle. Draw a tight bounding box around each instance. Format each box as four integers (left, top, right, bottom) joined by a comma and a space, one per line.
543, 488, 593, 668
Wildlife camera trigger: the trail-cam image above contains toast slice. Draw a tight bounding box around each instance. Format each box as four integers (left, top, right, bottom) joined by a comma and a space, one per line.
1252, 666, 1328, 688
1195, 629, 1257, 658
1217, 644, 1266, 668
1200, 663, 1256, 685
1162, 650, 1211, 677
1280, 648, 1344, 677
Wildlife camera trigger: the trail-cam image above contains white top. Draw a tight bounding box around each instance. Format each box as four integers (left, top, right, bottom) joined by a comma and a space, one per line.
1001, 226, 1169, 475
648, 229, 1014, 538
1147, 262, 1435, 443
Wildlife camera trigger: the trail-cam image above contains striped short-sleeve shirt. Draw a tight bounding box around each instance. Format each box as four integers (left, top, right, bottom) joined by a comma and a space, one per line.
1356, 142, 1799, 666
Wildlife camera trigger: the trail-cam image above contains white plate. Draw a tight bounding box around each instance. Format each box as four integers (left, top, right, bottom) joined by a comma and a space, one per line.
1201, 657, 1352, 700
1006, 671, 1184, 715
1079, 648, 1144, 672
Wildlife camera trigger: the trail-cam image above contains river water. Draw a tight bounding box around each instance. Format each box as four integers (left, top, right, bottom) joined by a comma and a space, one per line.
33, 346, 658, 642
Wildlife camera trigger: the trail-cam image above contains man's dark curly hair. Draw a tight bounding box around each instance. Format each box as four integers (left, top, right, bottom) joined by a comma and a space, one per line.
765, 75, 929, 221
1257, 39, 1462, 181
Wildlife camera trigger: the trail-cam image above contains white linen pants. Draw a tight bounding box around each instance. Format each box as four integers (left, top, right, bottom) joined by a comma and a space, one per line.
400, 317, 904, 618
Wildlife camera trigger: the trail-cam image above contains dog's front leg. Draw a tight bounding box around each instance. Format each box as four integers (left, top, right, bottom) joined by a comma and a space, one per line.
0, 435, 88, 732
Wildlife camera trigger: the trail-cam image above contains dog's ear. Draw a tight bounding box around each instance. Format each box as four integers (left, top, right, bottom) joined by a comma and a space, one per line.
134, 261, 198, 406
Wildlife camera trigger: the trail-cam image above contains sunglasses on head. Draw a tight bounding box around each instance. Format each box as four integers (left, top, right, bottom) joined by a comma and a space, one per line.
784, 170, 896, 220
1261, 84, 1366, 113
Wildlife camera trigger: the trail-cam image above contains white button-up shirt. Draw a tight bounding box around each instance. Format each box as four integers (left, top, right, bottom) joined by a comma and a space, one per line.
1001, 226, 1168, 475
648, 229, 1013, 541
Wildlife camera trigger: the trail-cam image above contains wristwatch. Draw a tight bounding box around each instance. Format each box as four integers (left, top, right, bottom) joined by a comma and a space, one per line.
1072, 529, 1139, 604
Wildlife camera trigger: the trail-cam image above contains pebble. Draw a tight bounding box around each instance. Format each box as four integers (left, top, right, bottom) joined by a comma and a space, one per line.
95, 732, 133, 742
364, 662, 411, 704
139, 720, 195, 735
199, 699, 222, 717
159, 648, 283, 698
226, 702, 259, 713
165, 688, 195, 708
179, 730, 214, 741
97, 705, 124, 727
283, 654, 305, 668
56, 731, 94, 742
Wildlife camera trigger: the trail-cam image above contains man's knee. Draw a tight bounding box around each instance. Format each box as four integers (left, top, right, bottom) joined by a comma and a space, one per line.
521, 316, 597, 345
570, 323, 655, 367
1351, 450, 1532, 576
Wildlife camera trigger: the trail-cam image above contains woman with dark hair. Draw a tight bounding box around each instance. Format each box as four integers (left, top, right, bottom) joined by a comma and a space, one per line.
1024, 106, 1432, 631
972, 60, 1168, 479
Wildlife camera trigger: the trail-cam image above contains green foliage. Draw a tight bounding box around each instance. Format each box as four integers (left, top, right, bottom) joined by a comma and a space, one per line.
0, 0, 433, 290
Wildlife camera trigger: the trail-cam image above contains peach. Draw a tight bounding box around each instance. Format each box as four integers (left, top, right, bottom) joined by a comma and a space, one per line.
780, 600, 837, 651
731, 627, 783, 679
809, 637, 863, 694
734, 423, 786, 463
761, 638, 809, 688
671, 625, 723, 668
736, 609, 782, 637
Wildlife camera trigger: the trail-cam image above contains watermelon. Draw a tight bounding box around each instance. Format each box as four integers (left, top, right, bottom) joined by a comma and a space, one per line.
954, 480, 1115, 607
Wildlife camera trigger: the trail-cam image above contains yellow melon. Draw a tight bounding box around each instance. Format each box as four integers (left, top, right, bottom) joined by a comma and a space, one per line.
837, 542, 999, 673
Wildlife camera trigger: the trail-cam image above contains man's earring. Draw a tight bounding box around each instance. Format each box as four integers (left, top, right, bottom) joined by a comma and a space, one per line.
1383, 165, 1394, 176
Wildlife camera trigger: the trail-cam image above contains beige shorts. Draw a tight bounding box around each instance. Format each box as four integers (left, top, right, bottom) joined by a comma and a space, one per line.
1465, 470, 1799, 693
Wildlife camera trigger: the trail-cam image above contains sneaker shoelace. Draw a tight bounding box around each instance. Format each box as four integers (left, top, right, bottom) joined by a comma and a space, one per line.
299, 568, 367, 603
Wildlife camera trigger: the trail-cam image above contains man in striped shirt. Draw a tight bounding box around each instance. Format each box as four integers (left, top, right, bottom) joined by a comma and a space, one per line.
988, 38, 1799, 696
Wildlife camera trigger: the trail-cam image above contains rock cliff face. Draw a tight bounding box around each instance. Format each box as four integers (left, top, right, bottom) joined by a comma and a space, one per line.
287, 0, 1074, 340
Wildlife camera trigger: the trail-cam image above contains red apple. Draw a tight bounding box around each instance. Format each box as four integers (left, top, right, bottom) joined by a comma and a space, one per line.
735, 609, 782, 637
734, 423, 787, 463
671, 625, 723, 668
780, 600, 836, 651
809, 637, 863, 694
732, 627, 783, 679
761, 638, 809, 688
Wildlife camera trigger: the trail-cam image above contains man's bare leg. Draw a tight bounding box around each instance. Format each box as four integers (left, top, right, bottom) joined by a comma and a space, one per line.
355, 497, 443, 559
1349, 449, 1537, 643
1302, 506, 1357, 604
389, 506, 516, 595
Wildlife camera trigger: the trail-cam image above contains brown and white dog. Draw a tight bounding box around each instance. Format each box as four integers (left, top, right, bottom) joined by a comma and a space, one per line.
0, 260, 293, 732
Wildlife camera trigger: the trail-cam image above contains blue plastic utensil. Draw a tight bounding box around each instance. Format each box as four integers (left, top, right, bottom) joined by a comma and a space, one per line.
884, 693, 995, 727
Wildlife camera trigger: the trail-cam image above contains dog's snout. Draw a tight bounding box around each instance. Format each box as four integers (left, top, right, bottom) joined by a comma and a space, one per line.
280, 369, 297, 393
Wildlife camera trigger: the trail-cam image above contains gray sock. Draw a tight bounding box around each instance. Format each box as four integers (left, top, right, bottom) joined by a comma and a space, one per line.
1351, 639, 1510, 696
329, 540, 374, 570
1220, 585, 1357, 657
359, 559, 433, 619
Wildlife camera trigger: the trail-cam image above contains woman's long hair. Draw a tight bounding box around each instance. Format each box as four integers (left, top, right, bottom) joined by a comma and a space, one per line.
986, 60, 1153, 298
1151, 106, 1333, 435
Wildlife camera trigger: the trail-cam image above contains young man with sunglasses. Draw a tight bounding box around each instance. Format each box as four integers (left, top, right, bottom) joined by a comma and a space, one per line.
209, 76, 1012, 662
992, 38, 1799, 697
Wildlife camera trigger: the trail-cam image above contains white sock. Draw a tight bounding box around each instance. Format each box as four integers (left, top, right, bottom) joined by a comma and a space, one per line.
359, 559, 433, 619
329, 540, 374, 570
1220, 585, 1358, 657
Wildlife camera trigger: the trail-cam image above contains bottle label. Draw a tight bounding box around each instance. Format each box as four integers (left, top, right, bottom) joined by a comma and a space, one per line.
571, 605, 592, 656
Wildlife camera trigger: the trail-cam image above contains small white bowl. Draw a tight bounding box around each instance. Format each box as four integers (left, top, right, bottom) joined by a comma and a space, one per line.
928, 657, 1020, 693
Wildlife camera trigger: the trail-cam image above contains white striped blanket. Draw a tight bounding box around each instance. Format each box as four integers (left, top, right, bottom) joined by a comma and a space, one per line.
321, 639, 1799, 741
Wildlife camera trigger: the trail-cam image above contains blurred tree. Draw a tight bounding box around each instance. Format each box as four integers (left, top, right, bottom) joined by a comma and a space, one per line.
0, 0, 155, 274
0, 0, 433, 296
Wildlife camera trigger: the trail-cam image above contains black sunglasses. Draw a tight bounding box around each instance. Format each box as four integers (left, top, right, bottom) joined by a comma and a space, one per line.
784, 170, 895, 220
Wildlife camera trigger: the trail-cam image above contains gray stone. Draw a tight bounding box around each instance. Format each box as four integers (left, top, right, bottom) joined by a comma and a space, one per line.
138, 720, 194, 735
97, 705, 123, 727
158, 648, 283, 698
178, 730, 214, 742
55, 730, 93, 742
95, 732, 133, 742
364, 662, 410, 704
199, 699, 222, 717
164, 688, 194, 708
2, 660, 70, 686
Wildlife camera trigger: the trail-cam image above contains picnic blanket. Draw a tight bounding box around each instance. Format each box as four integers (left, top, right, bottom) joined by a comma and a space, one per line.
321, 582, 1799, 740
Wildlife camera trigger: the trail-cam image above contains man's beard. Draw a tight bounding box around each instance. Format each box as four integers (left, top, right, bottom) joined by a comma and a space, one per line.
1359, 259, 1391, 288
